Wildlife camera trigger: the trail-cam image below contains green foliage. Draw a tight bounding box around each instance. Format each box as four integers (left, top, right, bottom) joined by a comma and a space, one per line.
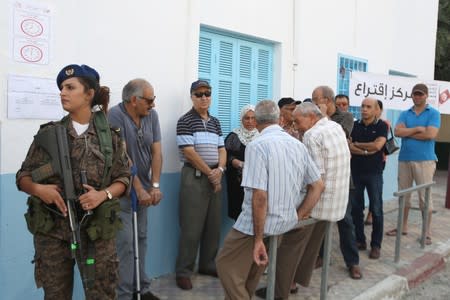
435, 0, 450, 81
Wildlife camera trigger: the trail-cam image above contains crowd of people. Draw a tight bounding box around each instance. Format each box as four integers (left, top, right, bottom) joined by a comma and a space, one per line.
16, 63, 441, 300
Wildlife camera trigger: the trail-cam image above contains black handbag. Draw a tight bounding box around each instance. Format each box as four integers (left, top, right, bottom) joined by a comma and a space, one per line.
384, 126, 399, 155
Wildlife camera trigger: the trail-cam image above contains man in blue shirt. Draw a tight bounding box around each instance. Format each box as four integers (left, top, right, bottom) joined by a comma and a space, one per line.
386, 83, 440, 245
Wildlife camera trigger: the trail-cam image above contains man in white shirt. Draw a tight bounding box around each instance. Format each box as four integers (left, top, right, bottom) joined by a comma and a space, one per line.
216, 100, 324, 300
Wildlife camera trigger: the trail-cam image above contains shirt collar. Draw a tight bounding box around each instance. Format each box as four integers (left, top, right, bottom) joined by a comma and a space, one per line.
260, 124, 282, 135
408, 104, 430, 113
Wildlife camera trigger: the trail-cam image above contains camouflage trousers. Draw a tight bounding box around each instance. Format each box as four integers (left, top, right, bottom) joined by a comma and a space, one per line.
33, 217, 119, 300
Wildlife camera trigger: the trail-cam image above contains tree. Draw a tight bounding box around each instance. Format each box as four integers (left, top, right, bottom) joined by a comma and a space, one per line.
435, 0, 450, 81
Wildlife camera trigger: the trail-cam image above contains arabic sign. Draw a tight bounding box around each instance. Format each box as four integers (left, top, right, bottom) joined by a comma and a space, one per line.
349, 72, 450, 115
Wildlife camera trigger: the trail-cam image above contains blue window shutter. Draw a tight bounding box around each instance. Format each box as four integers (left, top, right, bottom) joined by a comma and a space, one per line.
337, 54, 368, 119
216, 40, 234, 134
255, 47, 272, 102
199, 29, 273, 135
238, 44, 252, 112
199, 36, 212, 77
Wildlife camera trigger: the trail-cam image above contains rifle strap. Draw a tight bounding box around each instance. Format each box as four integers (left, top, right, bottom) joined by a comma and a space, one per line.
61, 111, 113, 189
93, 111, 113, 189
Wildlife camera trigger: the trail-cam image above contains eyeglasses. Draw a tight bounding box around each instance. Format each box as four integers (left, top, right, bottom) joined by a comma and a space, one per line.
193, 91, 211, 98
138, 95, 156, 104
412, 91, 425, 96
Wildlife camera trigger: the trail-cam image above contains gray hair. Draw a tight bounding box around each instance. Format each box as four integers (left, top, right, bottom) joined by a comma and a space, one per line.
294, 102, 323, 117
122, 78, 152, 103
255, 100, 280, 124
315, 85, 335, 103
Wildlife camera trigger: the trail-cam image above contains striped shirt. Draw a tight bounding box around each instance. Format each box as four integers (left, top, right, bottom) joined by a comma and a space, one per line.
303, 117, 351, 221
234, 124, 321, 236
176, 108, 224, 165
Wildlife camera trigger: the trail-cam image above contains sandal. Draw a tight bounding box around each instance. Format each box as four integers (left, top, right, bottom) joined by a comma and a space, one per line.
386, 229, 407, 236
425, 236, 432, 245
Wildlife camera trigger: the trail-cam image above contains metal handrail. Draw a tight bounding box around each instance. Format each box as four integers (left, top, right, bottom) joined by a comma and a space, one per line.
266, 219, 332, 300
393, 181, 435, 263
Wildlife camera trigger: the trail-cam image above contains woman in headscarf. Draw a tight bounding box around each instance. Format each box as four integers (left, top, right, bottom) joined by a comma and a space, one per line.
225, 104, 259, 220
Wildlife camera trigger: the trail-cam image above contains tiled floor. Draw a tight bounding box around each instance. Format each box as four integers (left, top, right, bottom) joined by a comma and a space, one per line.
149, 170, 449, 299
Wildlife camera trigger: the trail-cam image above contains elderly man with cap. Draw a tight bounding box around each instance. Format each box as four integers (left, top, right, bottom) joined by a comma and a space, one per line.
278, 97, 301, 139
108, 79, 162, 300
386, 83, 440, 245
175, 80, 226, 290
17, 64, 130, 299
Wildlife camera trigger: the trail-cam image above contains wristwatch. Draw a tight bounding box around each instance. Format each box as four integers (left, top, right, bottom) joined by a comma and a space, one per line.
152, 182, 160, 189
218, 166, 225, 173
104, 189, 113, 200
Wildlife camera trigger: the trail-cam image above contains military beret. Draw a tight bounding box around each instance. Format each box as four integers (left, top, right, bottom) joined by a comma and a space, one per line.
56, 64, 100, 90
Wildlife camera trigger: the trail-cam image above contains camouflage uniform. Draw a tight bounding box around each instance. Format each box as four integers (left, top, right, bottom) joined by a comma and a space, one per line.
17, 113, 130, 300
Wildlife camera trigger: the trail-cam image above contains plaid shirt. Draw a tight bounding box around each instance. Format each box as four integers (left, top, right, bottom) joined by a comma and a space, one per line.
303, 117, 351, 221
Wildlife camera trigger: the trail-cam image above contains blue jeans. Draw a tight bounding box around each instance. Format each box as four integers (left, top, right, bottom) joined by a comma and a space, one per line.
337, 189, 360, 267
352, 172, 384, 249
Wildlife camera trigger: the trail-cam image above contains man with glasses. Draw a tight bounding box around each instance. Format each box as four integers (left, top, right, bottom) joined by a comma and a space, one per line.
108, 78, 162, 300
386, 83, 440, 245
175, 80, 226, 290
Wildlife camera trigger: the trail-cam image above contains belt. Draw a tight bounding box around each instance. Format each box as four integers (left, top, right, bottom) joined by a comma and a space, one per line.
184, 162, 218, 169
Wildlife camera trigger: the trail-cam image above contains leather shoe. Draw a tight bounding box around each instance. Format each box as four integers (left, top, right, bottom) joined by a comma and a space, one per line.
369, 247, 381, 259
176, 276, 193, 290
356, 242, 367, 250
255, 287, 282, 300
348, 265, 362, 280
198, 269, 218, 277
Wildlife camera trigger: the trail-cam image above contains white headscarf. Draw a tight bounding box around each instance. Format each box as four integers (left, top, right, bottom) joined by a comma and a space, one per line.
232, 104, 259, 145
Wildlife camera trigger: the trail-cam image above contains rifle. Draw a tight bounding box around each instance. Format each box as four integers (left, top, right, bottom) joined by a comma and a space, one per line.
31, 124, 92, 294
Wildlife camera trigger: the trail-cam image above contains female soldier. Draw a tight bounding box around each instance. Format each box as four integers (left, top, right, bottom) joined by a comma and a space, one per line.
16, 64, 130, 299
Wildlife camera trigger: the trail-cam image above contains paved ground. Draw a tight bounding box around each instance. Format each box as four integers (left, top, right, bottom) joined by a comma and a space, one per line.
401, 259, 450, 299
150, 170, 449, 299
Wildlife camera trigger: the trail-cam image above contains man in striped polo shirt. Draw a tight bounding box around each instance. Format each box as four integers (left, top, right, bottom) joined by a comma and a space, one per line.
216, 100, 324, 300
175, 80, 226, 290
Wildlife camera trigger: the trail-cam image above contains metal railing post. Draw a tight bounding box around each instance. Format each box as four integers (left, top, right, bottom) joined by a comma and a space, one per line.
394, 195, 405, 263
264, 219, 331, 300
393, 182, 435, 262
266, 235, 278, 300
320, 221, 332, 300
421, 187, 431, 249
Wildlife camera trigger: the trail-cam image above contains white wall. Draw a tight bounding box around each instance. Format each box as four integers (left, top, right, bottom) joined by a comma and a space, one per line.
0, 0, 439, 298
294, 0, 438, 99
0, 0, 439, 174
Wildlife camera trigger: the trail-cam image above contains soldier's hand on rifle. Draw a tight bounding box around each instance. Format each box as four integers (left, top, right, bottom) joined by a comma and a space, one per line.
137, 188, 153, 206
36, 183, 67, 216
148, 188, 163, 206
79, 184, 105, 210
